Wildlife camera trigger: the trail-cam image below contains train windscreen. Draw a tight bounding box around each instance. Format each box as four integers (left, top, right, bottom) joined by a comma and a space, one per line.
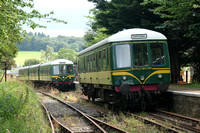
53, 65, 67, 75
115, 44, 131, 68
133, 43, 148, 67
60, 65, 66, 74
151, 43, 165, 66
53, 66, 59, 75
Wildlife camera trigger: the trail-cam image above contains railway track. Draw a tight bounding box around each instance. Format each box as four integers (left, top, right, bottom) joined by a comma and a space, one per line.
37, 91, 128, 133
40, 102, 68, 133
73, 92, 181, 132
148, 109, 200, 133
128, 109, 200, 133
39, 90, 200, 132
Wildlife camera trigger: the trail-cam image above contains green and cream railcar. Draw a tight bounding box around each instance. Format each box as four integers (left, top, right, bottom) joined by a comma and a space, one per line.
29, 64, 40, 81
19, 66, 29, 81
39, 59, 75, 87
19, 59, 75, 90
78, 28, 170, 109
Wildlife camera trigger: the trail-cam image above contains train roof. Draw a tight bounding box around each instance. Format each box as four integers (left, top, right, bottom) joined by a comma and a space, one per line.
18, 66, 29, 70
40, 59, 73, 67
79, 28, 167, 55
29, 64, 40, 68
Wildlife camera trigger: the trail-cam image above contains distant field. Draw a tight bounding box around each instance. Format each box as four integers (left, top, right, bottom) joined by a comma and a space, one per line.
14, 51, 41, 66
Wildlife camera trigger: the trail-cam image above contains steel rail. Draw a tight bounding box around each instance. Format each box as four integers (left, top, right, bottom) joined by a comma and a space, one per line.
86, 114, 128, 133
154, 109, 200, 132
49, 112, 74, 133
40, 101, 55, 133
38, 91, 107, 133
156, 109, 200, 124
126, 112, 180, 133
148, 112, 199, 133
78, 92, 179, 132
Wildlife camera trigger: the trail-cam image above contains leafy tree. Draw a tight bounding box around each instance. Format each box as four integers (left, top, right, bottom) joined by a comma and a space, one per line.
0, 57, 16, 82
57, 48, 78, 62
40, 46, 56, 62
88, 0, 163, 34
142, 0, 200, 81
0, 0, 67, 69
17, 32, 85, 52
23, 59, 40, 66
83, 28, 109, 48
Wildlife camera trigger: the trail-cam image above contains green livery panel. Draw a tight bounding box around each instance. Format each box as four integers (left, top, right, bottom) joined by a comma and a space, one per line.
78, 41, 171, 88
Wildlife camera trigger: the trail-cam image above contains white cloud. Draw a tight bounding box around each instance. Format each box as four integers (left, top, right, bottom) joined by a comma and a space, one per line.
23, 0, 94, 37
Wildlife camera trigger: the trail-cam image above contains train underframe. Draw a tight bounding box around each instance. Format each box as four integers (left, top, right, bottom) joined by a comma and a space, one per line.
32, 81, 75, 91
81, 84, 164, 110
52, 81, 75, 91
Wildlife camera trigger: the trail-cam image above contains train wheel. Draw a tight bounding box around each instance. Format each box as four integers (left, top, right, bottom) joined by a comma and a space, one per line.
87, 86, 92, 101
141, 100, 146, 111
88, 94, 91, 101
91, 90, 95, 102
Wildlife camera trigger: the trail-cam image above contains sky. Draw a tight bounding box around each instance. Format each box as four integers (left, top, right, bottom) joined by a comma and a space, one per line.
24, 0, 95, 37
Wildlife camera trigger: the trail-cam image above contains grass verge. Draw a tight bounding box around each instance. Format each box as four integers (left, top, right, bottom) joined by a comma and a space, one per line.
0, 81, 51, 133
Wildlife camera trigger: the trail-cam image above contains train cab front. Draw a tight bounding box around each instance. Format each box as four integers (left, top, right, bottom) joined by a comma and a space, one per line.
112, 41, 171, 109
52, 64, 75, 91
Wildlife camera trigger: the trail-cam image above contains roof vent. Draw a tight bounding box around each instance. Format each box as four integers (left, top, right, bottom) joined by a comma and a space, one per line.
131, 34, 147, 39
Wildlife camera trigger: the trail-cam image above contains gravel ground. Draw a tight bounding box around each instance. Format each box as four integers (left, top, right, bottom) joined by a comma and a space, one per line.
39, 94, 95, 132
68, 102, 101, 117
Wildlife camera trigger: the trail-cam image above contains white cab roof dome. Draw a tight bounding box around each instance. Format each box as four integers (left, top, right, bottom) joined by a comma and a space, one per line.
40, 59, 73, 67
79, 28, 167, 55
108, 28, 166, 42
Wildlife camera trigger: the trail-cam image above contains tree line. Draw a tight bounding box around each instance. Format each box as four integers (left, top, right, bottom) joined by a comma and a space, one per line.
23, 45, 78, 66
0, 0, 67, 81
84, 0, 200, 82
17, 32, 85, 52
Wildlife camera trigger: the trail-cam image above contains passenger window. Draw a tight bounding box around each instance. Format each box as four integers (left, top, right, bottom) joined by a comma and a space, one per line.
92, 53, 96, 71
133, 43, 148, 66
99, 51, 101, 59
102, 49, 107, 70
115, 44, 131, 68
151, 43, 165, 66
97, 51, 103, 71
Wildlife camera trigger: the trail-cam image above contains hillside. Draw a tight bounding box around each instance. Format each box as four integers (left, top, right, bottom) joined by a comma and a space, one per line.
17, 32, 85, 52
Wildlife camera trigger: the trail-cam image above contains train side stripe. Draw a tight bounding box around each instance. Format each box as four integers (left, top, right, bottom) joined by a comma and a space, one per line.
52, 75, 74, 81
143, 70, 170, 84
112, 72, 142, 84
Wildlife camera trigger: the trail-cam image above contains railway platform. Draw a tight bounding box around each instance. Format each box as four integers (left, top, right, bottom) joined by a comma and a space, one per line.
169, 85, 200, 97
166, 85, 200, 119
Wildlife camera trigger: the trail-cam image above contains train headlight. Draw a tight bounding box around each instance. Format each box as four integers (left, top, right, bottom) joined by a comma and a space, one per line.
122, 76, 127, 80
158, 74, 162, 78
140, 76, 145, 81
63, 76, 65, 79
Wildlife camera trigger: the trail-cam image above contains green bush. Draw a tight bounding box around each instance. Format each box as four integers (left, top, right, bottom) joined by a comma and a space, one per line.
0, 82, 51, 133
